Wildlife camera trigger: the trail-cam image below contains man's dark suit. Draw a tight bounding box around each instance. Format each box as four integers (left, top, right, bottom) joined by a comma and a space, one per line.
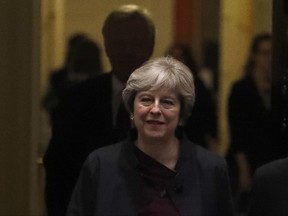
44, 73, 129, 216
249, 157, 288, 216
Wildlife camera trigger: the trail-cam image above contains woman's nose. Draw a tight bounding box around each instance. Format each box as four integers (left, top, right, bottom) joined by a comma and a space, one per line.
150, 102, 161, 115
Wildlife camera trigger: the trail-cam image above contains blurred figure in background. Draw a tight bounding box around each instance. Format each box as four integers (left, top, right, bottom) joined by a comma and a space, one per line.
42, 33, 103, 118
42, 33, 103, 216
227, 33, 273, 215
43, 5, 155, 216
165, 43, 218, 151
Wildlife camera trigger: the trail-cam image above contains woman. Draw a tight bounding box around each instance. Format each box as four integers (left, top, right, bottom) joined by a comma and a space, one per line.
67, 57, 234, 216
227, 33, 273, 213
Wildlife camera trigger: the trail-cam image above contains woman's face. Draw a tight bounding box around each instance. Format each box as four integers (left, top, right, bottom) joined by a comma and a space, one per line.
133, 88, 181, 141
254, 39, 272, 73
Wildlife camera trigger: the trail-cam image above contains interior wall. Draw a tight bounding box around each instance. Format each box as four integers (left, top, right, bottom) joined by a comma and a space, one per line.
202, 0, 220, 43
0, 0, 35, 215
253, 0, 272, 35
219, 0, 253, 154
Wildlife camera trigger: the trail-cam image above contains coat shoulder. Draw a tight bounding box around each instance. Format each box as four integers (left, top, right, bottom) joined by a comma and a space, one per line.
194, 145, 227, 169
87, 142, 122, 163
255, 157, 288, 180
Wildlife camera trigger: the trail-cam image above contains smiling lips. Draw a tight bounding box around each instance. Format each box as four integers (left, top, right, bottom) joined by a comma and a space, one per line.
146, 120, 164, 125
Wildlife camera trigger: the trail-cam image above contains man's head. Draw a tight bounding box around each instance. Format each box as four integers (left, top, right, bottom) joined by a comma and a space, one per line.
102, 4, 155, 83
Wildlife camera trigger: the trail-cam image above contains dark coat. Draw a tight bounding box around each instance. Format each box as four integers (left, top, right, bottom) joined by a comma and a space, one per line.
227, 76, 273, 173
44, 73, 128, 216
67, 136, 234, 216
249, 157, 288, 216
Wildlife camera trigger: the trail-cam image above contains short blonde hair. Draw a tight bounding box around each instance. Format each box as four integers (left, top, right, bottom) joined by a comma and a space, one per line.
122, 56, 195, 122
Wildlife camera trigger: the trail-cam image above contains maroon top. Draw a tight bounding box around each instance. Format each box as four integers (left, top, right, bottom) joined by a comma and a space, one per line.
134, 146, 180, 216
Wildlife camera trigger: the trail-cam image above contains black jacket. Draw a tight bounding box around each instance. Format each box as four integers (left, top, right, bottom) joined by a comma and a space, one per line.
249, 157, 288, 216
67, 136, 234, 216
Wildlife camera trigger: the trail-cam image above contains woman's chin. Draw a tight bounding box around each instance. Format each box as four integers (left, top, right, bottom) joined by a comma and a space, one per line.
142, 130, 167, 140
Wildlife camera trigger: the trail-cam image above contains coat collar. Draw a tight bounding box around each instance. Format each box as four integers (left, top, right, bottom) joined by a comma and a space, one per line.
118, 133, 202, 215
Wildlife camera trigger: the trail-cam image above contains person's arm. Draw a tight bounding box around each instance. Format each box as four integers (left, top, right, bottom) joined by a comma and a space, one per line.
236, 152, 251, 191
228, 83, 252, 191
41, 83, 60, 113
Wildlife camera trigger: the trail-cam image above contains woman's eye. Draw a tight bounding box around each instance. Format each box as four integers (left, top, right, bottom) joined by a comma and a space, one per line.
162, 100, 175, 108
140, 97, 153, 105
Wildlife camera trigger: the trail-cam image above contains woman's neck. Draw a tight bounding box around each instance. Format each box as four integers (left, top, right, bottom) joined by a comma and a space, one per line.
136, 136, 179, 170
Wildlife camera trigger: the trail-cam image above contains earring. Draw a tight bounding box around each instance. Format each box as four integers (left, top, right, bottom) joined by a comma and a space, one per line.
130, 114, 134, 120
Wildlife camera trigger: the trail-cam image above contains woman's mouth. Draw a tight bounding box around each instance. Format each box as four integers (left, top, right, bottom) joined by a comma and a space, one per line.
146, 120, 164, 125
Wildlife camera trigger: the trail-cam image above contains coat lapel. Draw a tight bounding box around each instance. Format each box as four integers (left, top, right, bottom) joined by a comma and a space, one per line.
171, 138, 202, 215
118, 139, 142, 215
117, 136, 202, 216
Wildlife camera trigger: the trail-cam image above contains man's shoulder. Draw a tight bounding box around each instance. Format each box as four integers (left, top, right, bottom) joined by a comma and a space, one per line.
50, 68, 67, 85
230, 76, 255, 94
65, 72, 112, 100
78, 72, 112, 90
